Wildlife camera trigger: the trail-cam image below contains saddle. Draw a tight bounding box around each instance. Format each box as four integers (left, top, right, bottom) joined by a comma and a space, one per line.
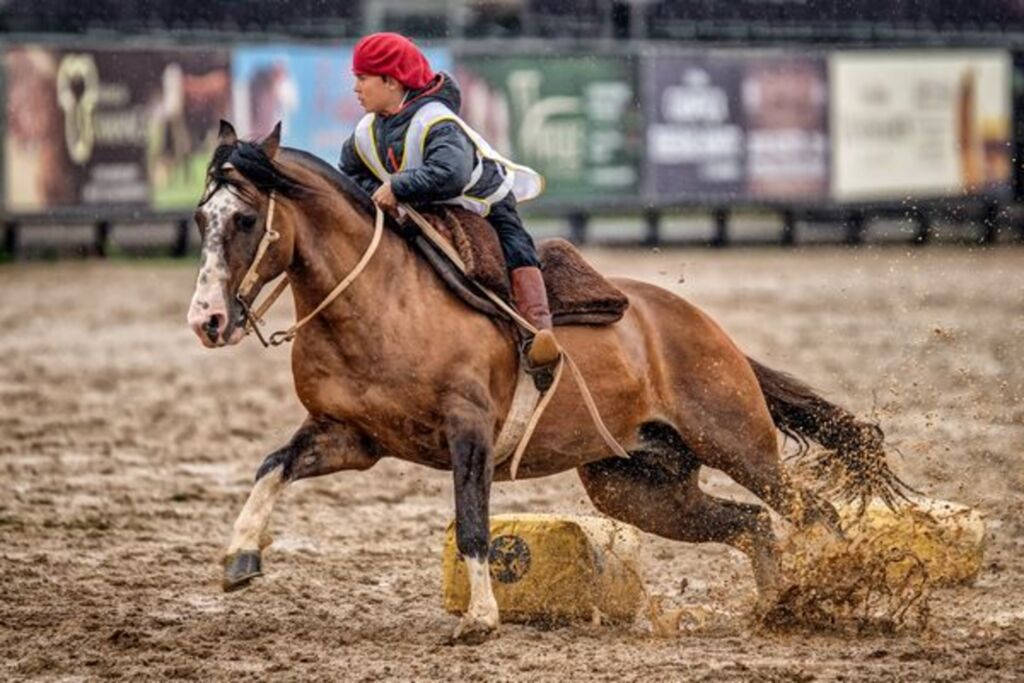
406, 206, 629, 326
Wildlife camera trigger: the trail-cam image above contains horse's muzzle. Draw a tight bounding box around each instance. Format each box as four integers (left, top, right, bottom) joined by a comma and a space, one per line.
188, 307, 245, 347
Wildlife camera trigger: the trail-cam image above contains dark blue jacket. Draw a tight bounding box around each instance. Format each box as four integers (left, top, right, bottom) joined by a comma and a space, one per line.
339, 72, 505, 204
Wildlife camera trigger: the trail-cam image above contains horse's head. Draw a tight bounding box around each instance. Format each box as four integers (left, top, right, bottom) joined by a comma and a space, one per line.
187, 120, 304, 347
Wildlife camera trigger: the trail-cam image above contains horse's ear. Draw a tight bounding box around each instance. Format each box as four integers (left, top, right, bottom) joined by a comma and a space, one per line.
218, 119, 237, 146
261, 122, 282, 159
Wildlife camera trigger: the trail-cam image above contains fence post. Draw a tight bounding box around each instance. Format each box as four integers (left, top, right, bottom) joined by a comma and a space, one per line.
979, 200, 1000, 244
845, 210, 865, 245
568, 211, 589, 245
643, 209, 660, 246
780, 209, 796, 246
173, 217, 191, 257
913, 208, 931, 245
711, 207, 729, 247
3, 221, 18, 259
94, 220, 111, 257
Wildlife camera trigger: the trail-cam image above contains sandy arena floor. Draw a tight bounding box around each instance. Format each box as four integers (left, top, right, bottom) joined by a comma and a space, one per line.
1, 245, 1022, 681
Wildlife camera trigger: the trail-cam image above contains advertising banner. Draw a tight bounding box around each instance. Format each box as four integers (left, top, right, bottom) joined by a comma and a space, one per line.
4, 45, 231, 213
743, 55, 829, 200
830, 50, 1012, 201
231, 44, 451, 166
644, 52, 828, 202
455, 55, 641, 204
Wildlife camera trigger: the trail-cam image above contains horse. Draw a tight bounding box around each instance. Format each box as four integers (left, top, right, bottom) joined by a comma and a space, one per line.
186, 121, 905, 643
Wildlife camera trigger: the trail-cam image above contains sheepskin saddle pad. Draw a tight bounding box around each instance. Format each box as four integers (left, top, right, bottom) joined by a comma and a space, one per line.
412, 206, 629, 326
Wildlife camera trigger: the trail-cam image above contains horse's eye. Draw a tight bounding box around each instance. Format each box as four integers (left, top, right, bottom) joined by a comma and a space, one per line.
237, 214, 258, 232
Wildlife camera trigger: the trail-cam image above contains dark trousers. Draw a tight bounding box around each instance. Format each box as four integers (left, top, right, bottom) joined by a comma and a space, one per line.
487, 194, 539, 270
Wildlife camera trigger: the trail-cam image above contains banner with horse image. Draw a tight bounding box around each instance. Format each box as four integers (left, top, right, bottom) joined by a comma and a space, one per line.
454, 55, 642, 205
643, 51, 829, 203
3, 45, 231, 214
230, 44, 451, 167
830, 50, 1013, 202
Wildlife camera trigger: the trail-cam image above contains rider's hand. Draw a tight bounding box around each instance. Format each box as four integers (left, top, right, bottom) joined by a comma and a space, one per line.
372, 181, 399, 216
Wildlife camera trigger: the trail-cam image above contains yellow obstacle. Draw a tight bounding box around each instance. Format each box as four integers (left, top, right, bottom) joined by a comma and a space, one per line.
836, 496, 986, 587
783, 495, 985, 594
442, 514, 644, 623
767, 497, 985, 630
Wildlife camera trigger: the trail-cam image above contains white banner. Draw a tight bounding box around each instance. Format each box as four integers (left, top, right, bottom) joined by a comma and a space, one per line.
830, 51, 1011, 201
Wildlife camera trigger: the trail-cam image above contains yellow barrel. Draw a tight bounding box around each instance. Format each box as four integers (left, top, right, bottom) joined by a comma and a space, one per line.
836, 496, 986, 586
442, 514, 644, 623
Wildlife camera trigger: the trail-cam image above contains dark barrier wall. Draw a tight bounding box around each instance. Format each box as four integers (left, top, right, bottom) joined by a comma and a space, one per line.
643, 50, 828, 203
649, 0, 1024, 31
4, 45, 231, 214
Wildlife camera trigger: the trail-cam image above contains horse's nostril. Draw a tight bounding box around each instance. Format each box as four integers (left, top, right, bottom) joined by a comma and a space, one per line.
202, 313, 224, 342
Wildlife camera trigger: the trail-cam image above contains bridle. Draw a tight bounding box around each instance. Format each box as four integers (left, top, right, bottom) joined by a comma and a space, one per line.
234, 190, 385, 347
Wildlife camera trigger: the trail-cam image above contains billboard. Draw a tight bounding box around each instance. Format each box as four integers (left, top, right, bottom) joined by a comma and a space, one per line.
830, 51, 1012, 201
455, 55, 642, 204
4, 45, 231, 213
231, 44, 451, 166
644, 52, 828, 202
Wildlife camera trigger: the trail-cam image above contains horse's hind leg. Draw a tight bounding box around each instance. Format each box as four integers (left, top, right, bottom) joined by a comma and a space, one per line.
223, 417, 378, 591
691, 412, 840, 534
578, 448, 783, 612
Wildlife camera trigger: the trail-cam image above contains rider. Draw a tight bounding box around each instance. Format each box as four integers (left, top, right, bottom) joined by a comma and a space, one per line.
338, 32, 559, 370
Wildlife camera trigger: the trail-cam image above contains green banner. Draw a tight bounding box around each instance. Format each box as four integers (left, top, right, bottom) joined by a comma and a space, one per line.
455, 55, 641, 204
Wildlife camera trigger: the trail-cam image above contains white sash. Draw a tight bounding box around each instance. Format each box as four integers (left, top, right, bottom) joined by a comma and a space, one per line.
353, 101, 544, 216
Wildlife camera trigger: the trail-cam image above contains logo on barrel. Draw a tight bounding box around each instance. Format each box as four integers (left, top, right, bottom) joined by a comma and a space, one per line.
488, 534, 531, 583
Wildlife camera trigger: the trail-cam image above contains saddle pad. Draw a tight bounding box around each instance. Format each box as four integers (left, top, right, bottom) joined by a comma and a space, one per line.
417, 207, 629, 326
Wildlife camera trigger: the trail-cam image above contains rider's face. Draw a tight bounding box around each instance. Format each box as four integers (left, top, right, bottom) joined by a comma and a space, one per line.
354, 74, 405, 114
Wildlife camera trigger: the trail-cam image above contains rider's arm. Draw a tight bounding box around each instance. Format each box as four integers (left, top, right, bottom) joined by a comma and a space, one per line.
389, 122, 473, 203
339, 135, 384, 197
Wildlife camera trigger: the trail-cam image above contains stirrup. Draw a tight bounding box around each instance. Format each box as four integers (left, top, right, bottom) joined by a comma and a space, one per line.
522, 331, 560, 392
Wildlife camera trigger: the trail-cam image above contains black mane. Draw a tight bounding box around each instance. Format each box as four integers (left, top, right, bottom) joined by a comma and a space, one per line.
203, 140, 375, 219
205, 140, 307, 202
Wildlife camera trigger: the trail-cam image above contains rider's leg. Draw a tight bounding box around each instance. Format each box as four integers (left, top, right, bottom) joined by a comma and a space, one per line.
487, 197, 559, 367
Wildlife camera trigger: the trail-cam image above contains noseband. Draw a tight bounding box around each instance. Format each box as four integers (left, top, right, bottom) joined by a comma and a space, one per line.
235, 191, 385, 347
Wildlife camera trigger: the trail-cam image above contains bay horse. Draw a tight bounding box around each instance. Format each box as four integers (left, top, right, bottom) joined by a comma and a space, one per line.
186, 122, 904, 642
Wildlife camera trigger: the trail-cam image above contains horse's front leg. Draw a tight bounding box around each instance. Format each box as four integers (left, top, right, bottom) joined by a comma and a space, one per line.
446, 390, 499, 644
222, 416, 379, 591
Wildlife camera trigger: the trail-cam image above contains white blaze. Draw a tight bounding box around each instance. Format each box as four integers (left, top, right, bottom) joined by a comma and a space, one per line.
187, 180, 247, 340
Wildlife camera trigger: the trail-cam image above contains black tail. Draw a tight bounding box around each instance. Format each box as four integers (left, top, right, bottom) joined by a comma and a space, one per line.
747, 356, 913, 509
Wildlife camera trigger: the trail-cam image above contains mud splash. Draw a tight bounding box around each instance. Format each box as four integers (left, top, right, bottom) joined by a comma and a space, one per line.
770, 522, 932, 634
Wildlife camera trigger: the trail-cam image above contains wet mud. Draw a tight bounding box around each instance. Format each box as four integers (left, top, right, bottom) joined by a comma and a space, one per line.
1, 246, 1022, 680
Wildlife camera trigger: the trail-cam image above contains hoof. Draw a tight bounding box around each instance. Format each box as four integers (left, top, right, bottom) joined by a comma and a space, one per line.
449, 616, 498, 645
223, 550, 262, 592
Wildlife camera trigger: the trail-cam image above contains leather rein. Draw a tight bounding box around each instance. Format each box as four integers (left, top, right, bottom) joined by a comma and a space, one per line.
235, 191, 384, 347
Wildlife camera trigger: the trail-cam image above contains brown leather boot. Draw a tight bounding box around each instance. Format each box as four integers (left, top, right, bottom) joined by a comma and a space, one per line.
510, 266, 560, 367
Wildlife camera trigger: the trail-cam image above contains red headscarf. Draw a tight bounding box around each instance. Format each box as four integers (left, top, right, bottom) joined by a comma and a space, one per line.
352, 33, 435, 90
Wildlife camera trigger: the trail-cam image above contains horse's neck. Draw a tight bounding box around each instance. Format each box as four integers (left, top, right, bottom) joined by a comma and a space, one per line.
286, 195, 425, 343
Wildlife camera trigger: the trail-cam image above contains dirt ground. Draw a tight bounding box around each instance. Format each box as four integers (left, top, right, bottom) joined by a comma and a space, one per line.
1, 245, 1022, 681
